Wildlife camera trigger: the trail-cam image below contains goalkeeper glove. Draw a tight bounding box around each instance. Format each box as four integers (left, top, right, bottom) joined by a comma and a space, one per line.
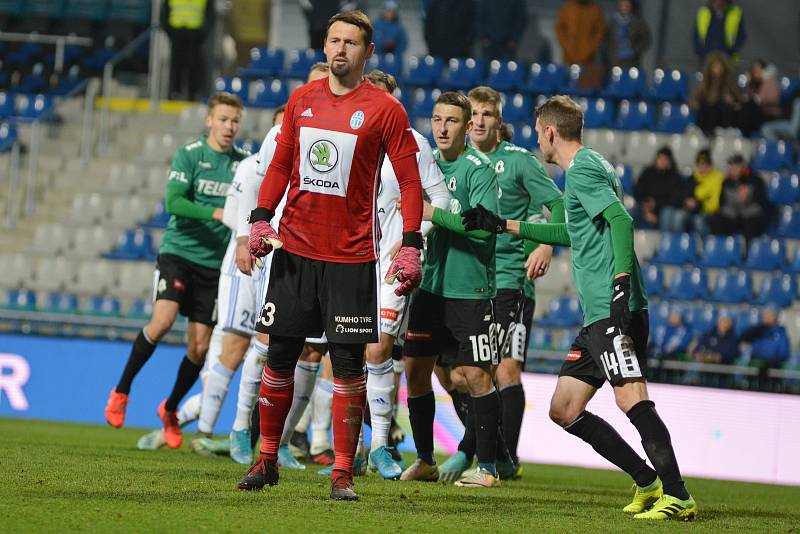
385, 232, 423, 296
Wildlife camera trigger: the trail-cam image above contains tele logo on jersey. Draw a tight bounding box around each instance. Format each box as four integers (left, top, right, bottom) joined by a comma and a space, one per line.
299, 126, 356, 197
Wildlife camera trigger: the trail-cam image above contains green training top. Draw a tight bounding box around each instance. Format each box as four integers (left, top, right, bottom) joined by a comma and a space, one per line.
565, 147, 647, 326
480, 141, 562, 299
422, 145, 498, 299
159, 136, 249, 269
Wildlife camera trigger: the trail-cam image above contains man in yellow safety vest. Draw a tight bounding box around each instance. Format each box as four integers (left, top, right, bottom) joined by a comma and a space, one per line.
693, 0, 746, 61
164, 0, 215, 100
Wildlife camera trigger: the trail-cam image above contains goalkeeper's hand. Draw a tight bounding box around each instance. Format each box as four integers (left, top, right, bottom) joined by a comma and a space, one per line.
609, 274, 632, 336
248, 208, 282, 261
385, 232, 423, 296
462, 204, 507, 233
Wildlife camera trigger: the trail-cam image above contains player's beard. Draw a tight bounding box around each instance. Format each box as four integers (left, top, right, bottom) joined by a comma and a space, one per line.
331, 60, 351, 77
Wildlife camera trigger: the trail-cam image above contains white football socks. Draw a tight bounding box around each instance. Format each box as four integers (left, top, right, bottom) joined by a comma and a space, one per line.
367, 359, 395, 450
279, 360, 319, 446
177, 393, 201, 427
233, 340, 269, 432
197, 362, 234, 434
309, 378, 334, 455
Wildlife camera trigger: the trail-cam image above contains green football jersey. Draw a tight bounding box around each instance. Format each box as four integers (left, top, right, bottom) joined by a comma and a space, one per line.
565, 147, 648, 326
159, 137, 248, 269
481, 141, 562, 299
423, 145, 498, 299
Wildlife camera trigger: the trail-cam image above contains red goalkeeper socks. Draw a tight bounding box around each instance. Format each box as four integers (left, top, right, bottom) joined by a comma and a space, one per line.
258, 366, 294, 462
331, 375, 367, 475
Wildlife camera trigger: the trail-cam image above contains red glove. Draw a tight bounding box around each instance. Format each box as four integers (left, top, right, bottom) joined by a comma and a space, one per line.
385, 246, 422, 296
248, 220, 282, 261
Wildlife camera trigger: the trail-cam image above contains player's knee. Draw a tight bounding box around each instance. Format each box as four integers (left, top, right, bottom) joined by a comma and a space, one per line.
549, 402, 580, 428
299, 342, 325, 363
461, 365, 493, 395
495, 359, 521, 387
146, 317, 175, 342
266, 335, 304, 374
186, 349, 206, 366
329, 343, 365, 379
365, 342, 391, 364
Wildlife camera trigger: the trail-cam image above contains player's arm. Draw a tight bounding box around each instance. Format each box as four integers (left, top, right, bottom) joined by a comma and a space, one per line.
222, 180, 240, 231
425, 162, 498, 238
417, 140, 450, 237
164, 148, 223, 221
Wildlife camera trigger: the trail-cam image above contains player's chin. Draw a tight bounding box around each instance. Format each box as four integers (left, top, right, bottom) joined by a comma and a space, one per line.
331, 63, 350, 77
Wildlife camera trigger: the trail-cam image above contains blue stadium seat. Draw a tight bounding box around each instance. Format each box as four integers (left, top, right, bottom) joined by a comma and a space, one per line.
613, 99, 653, 131
6, 42, 44, 68
734, 307, 762, 336
81, 45, 117, 74
283, 48, 324, 79
108, 0, 149, 22
752, 140, 794, 171
0, 122, 17, 152
550, 167, 565, 191
249, 78, 288, 108
410, 88, 440, 120
528, 328, 552, 350
776, 206, 800, 238
524, 63, 564, 94
403, 55, 443, 87
684, 303, 718, 337
143, 200, 169, 228
213, 77, 248, 101
127, 298, 153, 319
790, 247, 800, 273
653, 102, 692, 134
582, 98, 613, 128
744, 238, 786, 270
647, 68, 688, 102
709, 270, 752, 303
780, 76, 800, 107
615, 163, 633, 195
16, 94, 53, 121
700, 235, 742, 267
666, 267, 708, 300
649, 301, 670, 330
108, 228, 153, 260
602, 66, 645, 99
502, 93, 532, 123
561, 64, 594, 96
767, 172, 800, 206
652, 232, 697, 265
442, 57, 483, 90
45, 292, 79, 314
3, 288, 37, 310
757, 273, 797, 308
236, 138, 261, 154
239, 47, 285, 78
367, 53, 402, 78
538, 296, 583, 328
0, 92, 13, 119
84, 295, 121, 316
552, 330, 574, 352
513, 123, 538, 151
18, 63, 48, 94
486, 60, 523, 92
643, 264, 664, 297
51, 65, 83, 96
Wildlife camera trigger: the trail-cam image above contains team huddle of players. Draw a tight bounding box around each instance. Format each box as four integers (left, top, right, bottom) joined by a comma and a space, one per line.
102, 9, 698, 520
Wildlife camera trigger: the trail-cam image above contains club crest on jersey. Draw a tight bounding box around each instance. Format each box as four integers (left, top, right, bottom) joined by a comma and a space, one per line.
495, 160, 505, 173
447, 176, 457, 191
308, 139, 339, 173
349, 110, 365, 130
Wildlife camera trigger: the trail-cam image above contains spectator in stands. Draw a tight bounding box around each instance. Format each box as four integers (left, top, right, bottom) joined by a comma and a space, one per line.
163, 0, 215, 101
555, 0, 605, 65
708, 154, 770, 241
692, 314, 739, 364
683, 148, 724, 234
656, 311, 692, 359
476, 0, 528, 60
633, 146, 687, 232
424, 0, 475, 59
372, 1, 407, 57
604, 0, 651, 68
744, 59, 782, 124
693, 0, 746, 61
740, 308, 790, 368
689, 51, 744, 137
761, 94, 800, 141
300, 0, 343, 49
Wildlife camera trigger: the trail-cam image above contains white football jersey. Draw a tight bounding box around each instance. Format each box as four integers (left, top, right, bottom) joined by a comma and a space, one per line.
221, 154, 259, 277
377, 128, 445, 277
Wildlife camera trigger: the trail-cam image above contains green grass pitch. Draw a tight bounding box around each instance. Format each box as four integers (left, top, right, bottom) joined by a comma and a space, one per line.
1, 418, 798, 533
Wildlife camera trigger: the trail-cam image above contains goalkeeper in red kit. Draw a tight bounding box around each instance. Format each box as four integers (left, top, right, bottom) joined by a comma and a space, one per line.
237, 10, 424, 501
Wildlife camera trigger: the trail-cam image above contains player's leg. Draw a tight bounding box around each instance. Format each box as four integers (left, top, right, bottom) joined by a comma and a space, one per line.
277, 340, 324, 469
399, 289, 445, 482
438, 365, 476, 482
435, 362, 470, 426
555, 323, 663, 513
230, 332, 269, 464
607, 312, 696, 520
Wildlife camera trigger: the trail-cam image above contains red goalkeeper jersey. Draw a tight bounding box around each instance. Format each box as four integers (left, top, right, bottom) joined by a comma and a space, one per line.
258, 78, 420, 263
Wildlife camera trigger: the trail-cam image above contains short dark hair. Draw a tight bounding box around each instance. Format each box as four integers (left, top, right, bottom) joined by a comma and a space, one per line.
467, 86, 502, 118
325, 10, 373, 47
535, 95, 582, 141
207, 92, 244, 113
272, 104, 286, 125
365, 69, 397, 94
435, 91, 472, 122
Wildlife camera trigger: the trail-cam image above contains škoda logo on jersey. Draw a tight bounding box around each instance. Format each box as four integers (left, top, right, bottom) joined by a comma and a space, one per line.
299, 127, 356, 198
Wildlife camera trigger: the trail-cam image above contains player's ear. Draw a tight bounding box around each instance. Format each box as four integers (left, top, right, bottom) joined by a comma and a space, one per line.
204, 113, 213, 130
365, 42, 375, 60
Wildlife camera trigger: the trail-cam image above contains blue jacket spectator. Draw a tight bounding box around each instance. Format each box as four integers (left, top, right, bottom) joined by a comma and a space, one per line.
740, 309, 790, 366
605, 0, 651, 68
656, 311, 692, 358
692, 315, 739, 364
373, 1, 408, 56
693, 0, 746, 60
